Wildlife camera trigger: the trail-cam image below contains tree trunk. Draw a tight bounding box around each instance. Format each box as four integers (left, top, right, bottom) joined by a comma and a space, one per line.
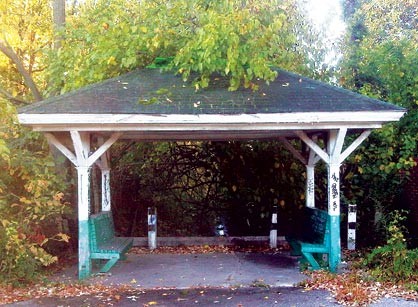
52, 0, 66, 49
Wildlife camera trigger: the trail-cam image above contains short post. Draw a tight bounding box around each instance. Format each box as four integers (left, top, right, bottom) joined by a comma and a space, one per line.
347, 204, 357, 250
148, 207, 157, 250
270, 205, 278, 248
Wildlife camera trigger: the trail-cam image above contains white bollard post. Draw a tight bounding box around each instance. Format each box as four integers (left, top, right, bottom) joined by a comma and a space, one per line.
148, 207, 157, 250
270, 205, 278, 248
347, 204, 357, 250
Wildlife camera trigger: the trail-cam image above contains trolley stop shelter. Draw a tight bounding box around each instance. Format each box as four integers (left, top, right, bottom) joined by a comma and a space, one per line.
18, 68, 405, 279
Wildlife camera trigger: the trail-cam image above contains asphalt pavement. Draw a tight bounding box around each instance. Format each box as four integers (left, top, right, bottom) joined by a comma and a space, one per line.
5, 251, 418, 306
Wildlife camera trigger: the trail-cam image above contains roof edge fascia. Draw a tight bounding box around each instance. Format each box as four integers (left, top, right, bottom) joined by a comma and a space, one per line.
17, 111, 405, 134
18, 110, 405, 126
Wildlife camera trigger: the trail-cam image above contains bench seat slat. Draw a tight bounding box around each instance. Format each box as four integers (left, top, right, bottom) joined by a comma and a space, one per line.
88, 211, 133, 273
300, 242, 329, 253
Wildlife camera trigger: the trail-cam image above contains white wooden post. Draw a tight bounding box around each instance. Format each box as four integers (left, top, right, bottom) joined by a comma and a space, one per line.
306, 143, 320, 208
76, 166, 92, 279
279, 136, 321, 209
327, 161, 341, 272
306, 165, 315, 208
101, 168, 111, 212
270, 205, 278, 248
148, 207, 157, 250
326, 129, 346, 272
96, 143, 112, 212
71, 131, 92, 279
347, 204, 357, 250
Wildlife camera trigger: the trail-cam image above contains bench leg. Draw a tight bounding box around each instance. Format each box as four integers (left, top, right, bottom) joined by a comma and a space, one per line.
301, 252, 321, 270
100, 257, 119, 273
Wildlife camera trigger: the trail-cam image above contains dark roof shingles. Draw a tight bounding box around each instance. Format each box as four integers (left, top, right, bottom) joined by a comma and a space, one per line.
20, 69, 404, 115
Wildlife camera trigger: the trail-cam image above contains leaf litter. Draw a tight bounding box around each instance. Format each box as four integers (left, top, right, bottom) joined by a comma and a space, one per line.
1, 245, 418, 305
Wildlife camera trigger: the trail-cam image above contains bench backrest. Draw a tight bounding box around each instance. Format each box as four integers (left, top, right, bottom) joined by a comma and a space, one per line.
300, 207, 330, 244
89, 211, 116, 250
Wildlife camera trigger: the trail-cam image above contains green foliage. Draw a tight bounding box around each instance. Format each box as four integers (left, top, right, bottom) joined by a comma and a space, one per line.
47, 0, 310, 93
0, 0, 53, 101
363, 210, 418, 283
111, 141, 305, 236
0, 99, 70, 285
339, 0, 418, 245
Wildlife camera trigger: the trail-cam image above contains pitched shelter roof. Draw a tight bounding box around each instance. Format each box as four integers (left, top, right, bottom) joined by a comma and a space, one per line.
18, 68, 405, 140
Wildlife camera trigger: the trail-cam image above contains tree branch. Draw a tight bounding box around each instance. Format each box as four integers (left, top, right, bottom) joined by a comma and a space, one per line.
0, 86, 26, 105
0, 39, 43, 102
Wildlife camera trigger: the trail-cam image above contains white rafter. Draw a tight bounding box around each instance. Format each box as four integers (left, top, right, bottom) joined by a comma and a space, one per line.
295, 130, 329, 164
86, 132, 121, 167
339, 130, 372, 163
45, 133, 78, 166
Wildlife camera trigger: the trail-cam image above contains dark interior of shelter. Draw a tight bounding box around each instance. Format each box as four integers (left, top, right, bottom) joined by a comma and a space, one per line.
100, 140, 320, 236
70, 138, 417, 249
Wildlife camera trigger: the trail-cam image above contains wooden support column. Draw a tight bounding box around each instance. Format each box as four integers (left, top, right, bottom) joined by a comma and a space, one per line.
101, 168, 111, 212
326, 129, 346, 272
327, 161, 341, 272
71, 131, 92, 279
96, 137, 113, 212
279, 136, 320, 208
76, 166, 92, 279
306, 164, 315, 208
45, 131, 121, 279
306, 137, 320, 208
296, 129, 372, 272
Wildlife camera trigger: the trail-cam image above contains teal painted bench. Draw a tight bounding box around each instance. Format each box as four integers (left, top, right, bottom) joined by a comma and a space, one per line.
89, 211, 133, 273
286, 207, 330, 270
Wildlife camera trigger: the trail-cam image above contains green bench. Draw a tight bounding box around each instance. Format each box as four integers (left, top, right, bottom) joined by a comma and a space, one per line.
89, 211, 133, 273
286, 207, 330, 270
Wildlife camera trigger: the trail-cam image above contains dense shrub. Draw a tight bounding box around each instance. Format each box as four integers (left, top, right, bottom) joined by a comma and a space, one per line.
0, 100, 70, 285
363, 210, 418, 283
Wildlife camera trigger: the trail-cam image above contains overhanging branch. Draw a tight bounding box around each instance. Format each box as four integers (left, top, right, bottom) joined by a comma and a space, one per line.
0, 39, 43, 102
0, 87, 26, 105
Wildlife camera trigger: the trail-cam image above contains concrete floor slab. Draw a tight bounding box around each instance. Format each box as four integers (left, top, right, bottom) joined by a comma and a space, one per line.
54, 251, 307, 289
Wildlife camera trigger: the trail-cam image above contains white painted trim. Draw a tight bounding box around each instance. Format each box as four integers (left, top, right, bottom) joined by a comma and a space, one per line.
21, 122, 386, 134
339, 130, 372, 163
45, 133, 78, 166
18, 111, 404, 127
